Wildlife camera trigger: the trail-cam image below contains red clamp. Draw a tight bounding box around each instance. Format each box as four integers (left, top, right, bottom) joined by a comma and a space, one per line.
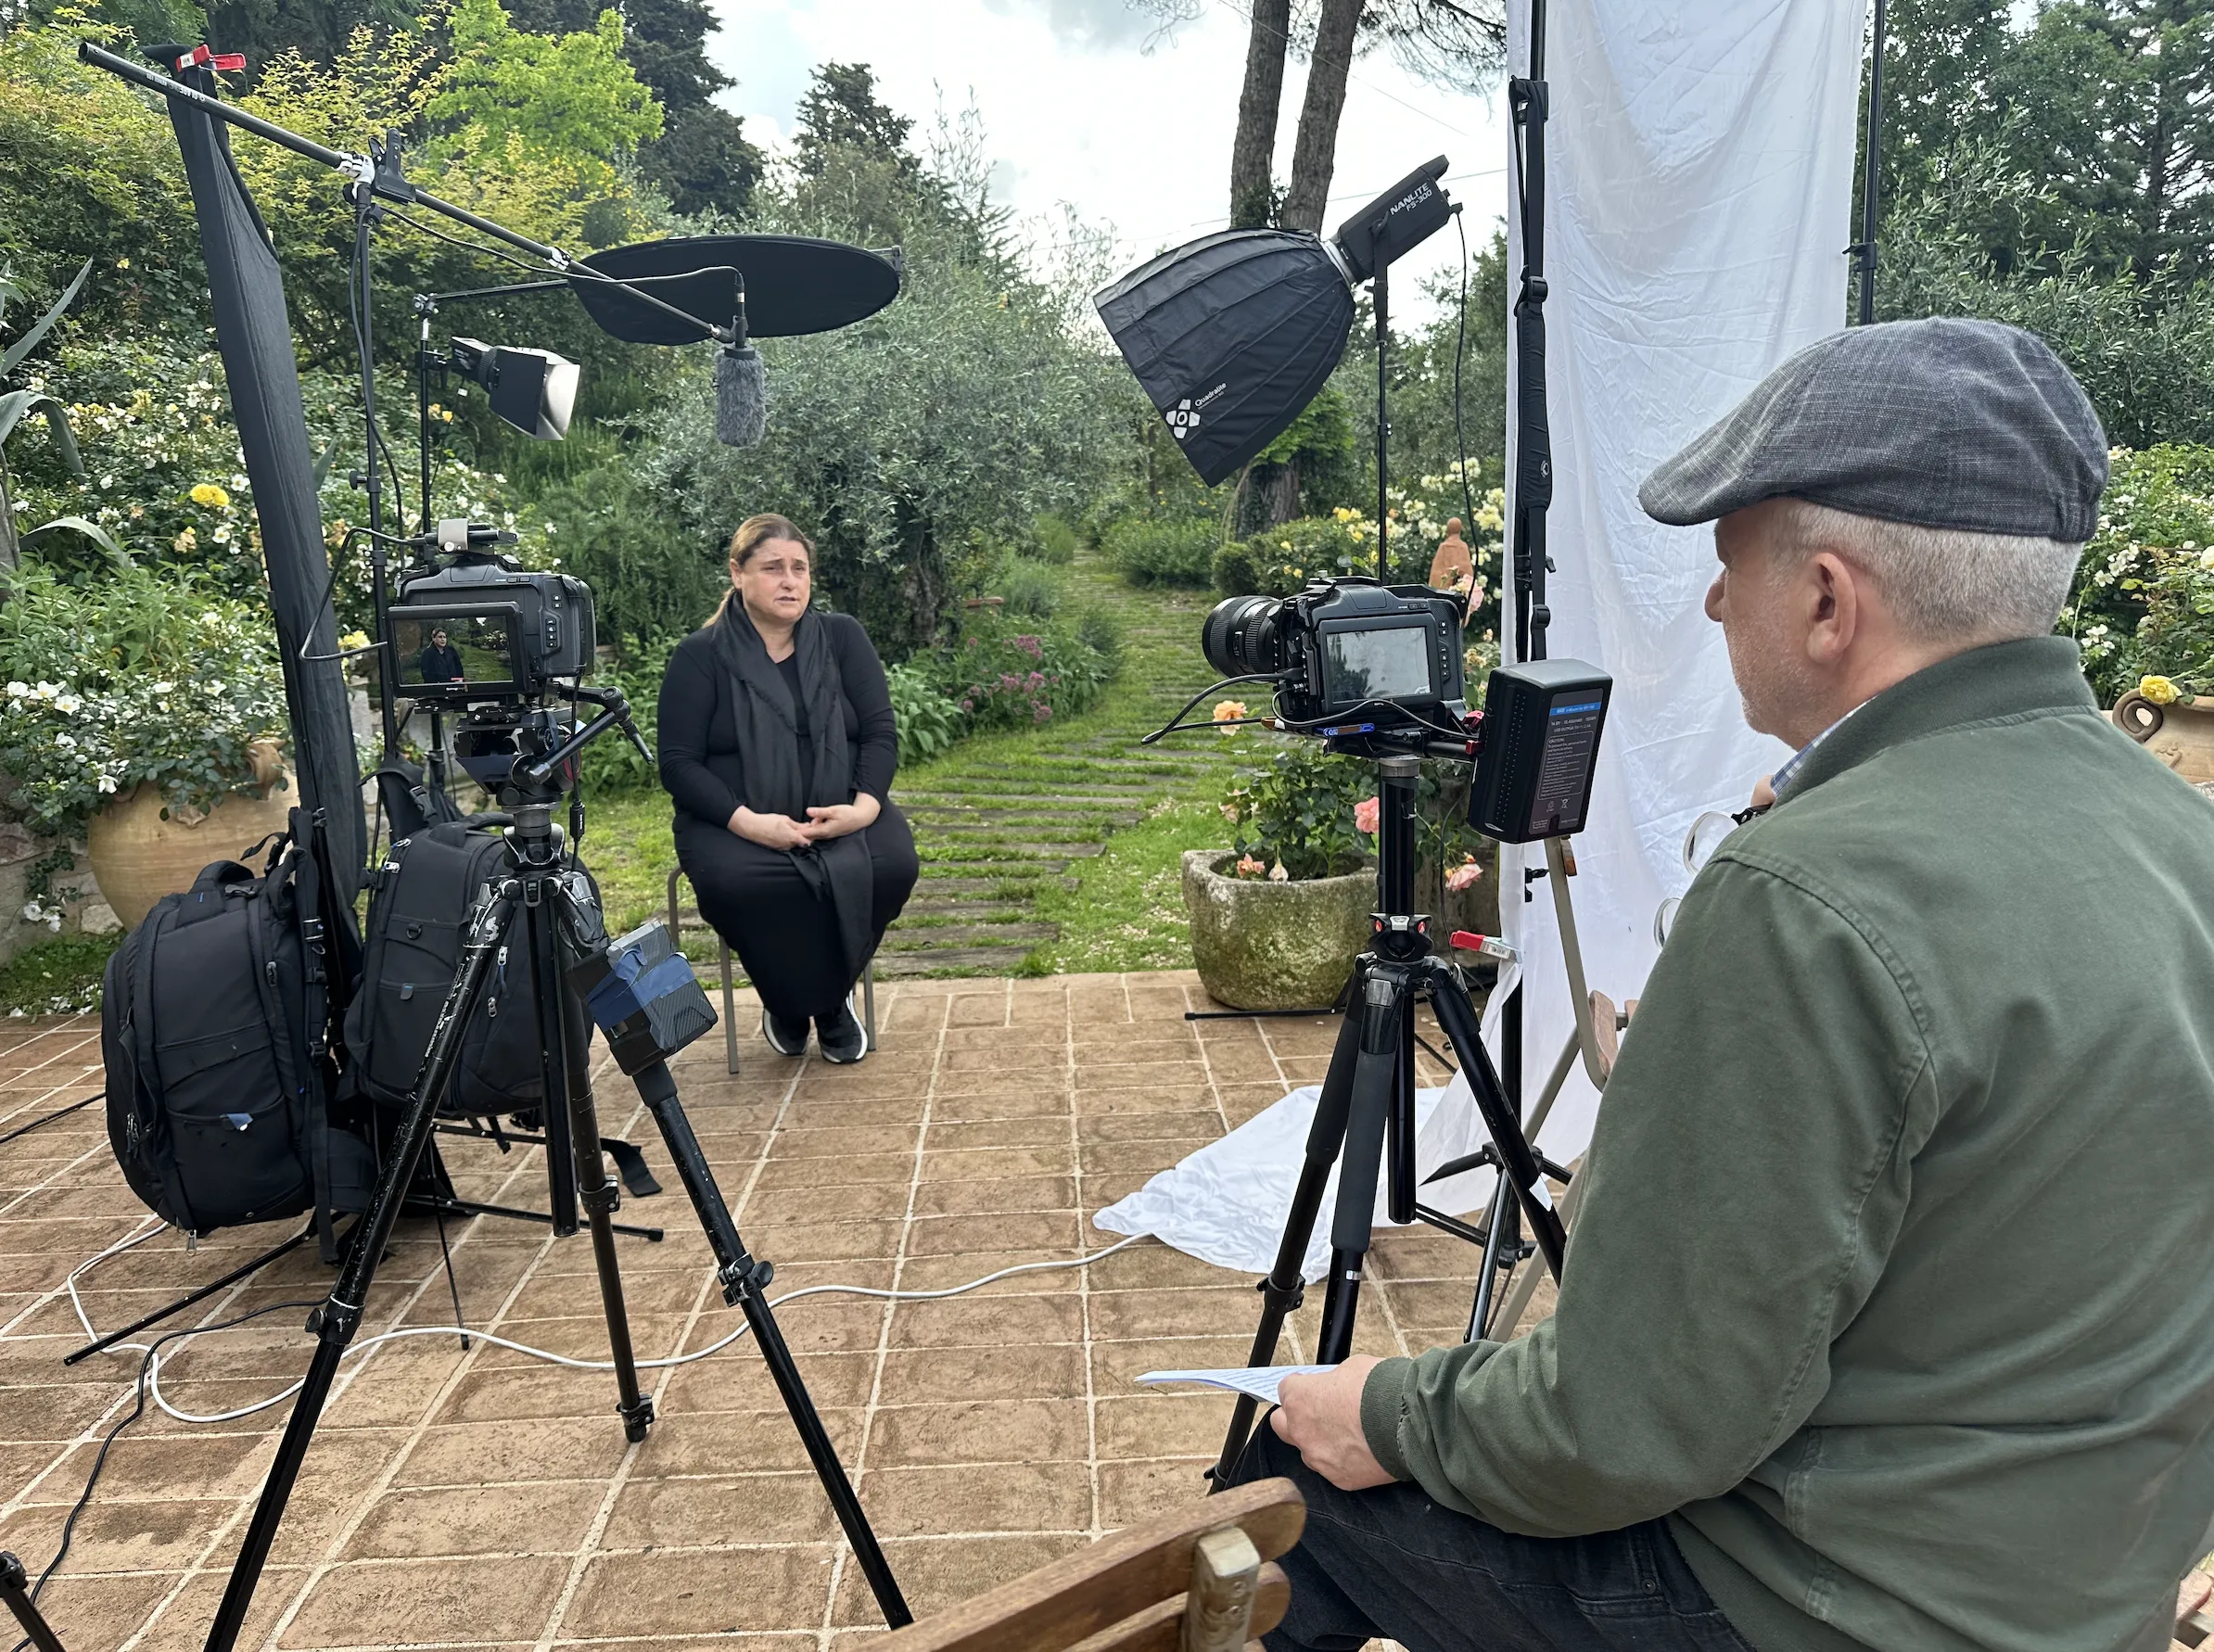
174, 44, 248, 72
1448, 931, 1517, 964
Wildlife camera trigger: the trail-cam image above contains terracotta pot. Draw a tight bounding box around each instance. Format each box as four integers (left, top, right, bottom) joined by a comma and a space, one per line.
2112, 692, 2214, 787
87, 742, 295, 929
1182, 849, 1375, 1011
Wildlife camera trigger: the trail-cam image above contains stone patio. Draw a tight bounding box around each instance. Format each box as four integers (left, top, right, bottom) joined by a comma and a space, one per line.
0, 972, 1544, 1652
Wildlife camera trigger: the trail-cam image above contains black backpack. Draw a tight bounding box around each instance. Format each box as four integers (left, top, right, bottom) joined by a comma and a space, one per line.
344, 816, 562, 1117
102, 809, 375, 1258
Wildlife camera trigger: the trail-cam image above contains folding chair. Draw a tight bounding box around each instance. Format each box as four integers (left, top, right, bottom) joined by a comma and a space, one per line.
666, 866, 876, 1075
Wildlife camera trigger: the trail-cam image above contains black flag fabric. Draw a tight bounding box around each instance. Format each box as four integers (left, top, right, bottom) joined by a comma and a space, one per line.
1092, 229, 1355, 487
163, 60, 364, 883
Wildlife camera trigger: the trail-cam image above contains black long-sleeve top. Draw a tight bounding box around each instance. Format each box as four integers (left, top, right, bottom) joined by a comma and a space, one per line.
656, 613, 897, 827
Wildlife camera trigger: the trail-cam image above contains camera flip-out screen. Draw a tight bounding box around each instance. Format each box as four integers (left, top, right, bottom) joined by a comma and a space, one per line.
1469, 658, 1614, 843
392, 605, 525, 699
1320, 619, 1435, 708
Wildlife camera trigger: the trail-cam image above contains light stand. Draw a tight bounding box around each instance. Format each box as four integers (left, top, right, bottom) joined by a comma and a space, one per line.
1851, 0, 1890, 325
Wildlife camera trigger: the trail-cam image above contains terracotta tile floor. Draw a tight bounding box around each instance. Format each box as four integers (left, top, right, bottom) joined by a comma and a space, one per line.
0, 972, 1543, 1651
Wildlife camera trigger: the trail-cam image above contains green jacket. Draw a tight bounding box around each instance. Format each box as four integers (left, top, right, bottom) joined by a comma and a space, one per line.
1360, 637, 2214, 1652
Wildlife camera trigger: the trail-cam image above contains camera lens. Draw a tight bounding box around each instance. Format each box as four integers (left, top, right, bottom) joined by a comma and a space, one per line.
1202, 595, 1286, 680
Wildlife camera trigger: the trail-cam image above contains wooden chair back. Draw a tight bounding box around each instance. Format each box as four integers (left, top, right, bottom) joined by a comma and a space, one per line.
873, 1477, 1305, 1652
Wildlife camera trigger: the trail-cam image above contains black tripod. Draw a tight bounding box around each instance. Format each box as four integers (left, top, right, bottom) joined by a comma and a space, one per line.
208, 700, 910, 1651
1210, 742, 1570, 1485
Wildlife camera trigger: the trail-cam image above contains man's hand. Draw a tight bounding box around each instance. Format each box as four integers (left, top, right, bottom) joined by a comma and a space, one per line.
1271, 1355, 1395, 1491
802, 794, 882, 842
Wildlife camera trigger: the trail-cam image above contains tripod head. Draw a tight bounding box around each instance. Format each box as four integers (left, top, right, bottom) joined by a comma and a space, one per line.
453, 684, 653, 807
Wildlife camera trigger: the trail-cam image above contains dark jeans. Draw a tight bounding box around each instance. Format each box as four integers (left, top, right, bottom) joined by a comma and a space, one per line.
1233, 1426, 1754, 1652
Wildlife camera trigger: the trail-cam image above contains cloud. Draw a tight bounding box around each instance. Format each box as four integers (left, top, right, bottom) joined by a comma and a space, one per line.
980, 0, 1159, 52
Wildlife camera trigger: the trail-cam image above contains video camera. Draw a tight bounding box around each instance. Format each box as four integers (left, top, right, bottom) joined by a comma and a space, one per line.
1200, 575, 1612, 845
388, 522, 595, 706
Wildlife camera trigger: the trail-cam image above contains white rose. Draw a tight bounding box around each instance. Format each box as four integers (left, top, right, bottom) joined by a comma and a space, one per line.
5, 682, 25, 697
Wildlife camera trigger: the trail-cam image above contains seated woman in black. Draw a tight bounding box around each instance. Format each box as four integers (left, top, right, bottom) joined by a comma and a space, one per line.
658, 514, 919, 1062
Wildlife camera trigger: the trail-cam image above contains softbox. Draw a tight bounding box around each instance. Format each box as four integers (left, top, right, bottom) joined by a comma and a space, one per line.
163, 57, 365, 882
1093, 230, 1355, 487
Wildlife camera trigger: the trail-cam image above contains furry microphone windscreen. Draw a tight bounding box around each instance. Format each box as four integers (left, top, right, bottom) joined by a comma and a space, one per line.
715, 344, 767, 448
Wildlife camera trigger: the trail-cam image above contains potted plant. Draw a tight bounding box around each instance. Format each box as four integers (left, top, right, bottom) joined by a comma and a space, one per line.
0, 563, 292, 927
1183, 715, 1379, 1010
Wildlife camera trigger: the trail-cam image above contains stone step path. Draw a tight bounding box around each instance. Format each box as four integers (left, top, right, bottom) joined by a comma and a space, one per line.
875, 557, 1241, 976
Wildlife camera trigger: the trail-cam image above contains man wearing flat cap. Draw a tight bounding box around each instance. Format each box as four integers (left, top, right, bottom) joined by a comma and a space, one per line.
1238, 319, 2214, 1652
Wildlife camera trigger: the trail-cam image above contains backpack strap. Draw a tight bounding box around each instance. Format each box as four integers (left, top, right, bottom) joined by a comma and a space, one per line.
128, 897, 196, 1232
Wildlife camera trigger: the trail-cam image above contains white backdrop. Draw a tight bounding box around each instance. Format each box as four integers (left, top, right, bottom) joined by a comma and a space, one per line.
1490, 1, 1868, 1163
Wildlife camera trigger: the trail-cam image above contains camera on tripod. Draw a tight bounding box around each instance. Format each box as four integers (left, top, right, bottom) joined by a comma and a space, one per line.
1201, 575, 1611, 845
383, 520, 604, 794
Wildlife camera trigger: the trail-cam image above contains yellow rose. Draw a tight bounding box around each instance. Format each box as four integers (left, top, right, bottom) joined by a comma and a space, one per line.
1212, 699, 1249, 724
189, 482, 231, 509
2140, 674, 2180, 705
337, 630, 371, 652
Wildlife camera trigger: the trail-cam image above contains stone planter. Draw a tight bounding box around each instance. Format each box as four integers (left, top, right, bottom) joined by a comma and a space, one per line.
2113, 691, 2214, 787
1182, 849, 1374, 1011
86, 743, 294, 929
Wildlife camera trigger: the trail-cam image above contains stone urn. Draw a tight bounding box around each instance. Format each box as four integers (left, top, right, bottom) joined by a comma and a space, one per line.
1182, 849, 1375, 1010
2113, 691, 2214, 787
87, 741, 294, 929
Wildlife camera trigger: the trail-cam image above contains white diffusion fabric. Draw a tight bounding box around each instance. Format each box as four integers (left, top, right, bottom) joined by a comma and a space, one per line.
1493, 1, 1866, 1165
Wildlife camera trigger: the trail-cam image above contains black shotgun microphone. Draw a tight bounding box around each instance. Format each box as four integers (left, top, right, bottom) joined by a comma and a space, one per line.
714, 277, 766, 448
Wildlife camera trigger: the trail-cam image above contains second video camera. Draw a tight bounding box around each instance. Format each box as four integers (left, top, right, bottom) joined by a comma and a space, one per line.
1202, 578, 1467, 732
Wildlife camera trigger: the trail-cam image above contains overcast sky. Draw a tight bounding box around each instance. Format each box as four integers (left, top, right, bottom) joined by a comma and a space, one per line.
700, 0, 1512, 324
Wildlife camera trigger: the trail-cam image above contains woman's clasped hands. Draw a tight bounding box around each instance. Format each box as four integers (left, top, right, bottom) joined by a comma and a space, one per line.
727, 792, 882, 851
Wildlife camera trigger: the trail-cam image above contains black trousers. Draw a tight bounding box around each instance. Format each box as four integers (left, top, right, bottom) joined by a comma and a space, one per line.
1232, 1426, 1752, 1652
676, 800, 920, 1023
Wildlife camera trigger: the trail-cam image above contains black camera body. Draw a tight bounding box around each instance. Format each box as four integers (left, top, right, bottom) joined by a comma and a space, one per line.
389, 547, 595, 706
1203, 578, 1466, 730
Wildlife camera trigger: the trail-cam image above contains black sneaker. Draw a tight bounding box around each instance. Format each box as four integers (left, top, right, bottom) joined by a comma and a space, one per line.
816, 1000, 868, 1064
761, 1009, 810, 1058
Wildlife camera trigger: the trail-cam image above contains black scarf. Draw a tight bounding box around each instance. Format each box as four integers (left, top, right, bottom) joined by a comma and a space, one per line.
711, 595, 874, 984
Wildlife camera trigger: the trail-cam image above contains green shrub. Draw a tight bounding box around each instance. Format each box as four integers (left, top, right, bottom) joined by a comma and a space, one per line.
886, 662, 964, 767
576, 636, 676, 797
1024, 512, 1080, 564
2070, 444, 2214, 703
1104, 515, 1220, 587
1216, 516, 1366, 596
1217, 735, 1373, 881
995, 560, 1063, 619
930, 611, 1115, 731
1074, 605, 1124, 674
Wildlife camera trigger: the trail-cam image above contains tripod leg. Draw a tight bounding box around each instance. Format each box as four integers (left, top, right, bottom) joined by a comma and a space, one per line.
207, 883, 517, 1652
1423, 961, 1567, 1278
537, 896, 655, 1443
1210, 989, 1366, 1488
628, 1061, 912, 1628
1315, 969, 1406, 1365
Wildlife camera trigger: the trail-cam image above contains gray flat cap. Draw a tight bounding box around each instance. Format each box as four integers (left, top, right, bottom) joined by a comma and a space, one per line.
1639, 318, 2107, 540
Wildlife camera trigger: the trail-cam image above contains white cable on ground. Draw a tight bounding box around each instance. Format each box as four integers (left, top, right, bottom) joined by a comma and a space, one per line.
48, 1226, 1153, 1427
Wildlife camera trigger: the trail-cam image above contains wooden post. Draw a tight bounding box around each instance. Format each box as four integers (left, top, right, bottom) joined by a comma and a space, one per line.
1181, 1526, 1262, 1652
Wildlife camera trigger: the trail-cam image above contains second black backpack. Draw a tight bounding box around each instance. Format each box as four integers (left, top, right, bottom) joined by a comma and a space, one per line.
343, 817, 560, 1115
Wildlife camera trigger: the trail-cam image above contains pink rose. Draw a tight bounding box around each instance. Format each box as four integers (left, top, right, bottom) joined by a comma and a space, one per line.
1445, 858, 1484, 892
1234, 854, 1266, 879
1353, 795, 1380, 835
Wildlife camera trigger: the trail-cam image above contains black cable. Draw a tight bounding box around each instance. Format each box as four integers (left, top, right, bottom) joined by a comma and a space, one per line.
0, 1097, 95, 1149
295, 525, 411, 666
7, 1299, 323, 1652
1139, 673, 1287, 745
346, 213, 412, 536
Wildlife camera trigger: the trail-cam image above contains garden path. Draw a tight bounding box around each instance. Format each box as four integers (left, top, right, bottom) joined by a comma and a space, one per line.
880, 555, 1238, 976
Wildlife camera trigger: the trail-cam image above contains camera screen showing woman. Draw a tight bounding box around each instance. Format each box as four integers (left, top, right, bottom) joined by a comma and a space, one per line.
657, 514, 920, 1063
